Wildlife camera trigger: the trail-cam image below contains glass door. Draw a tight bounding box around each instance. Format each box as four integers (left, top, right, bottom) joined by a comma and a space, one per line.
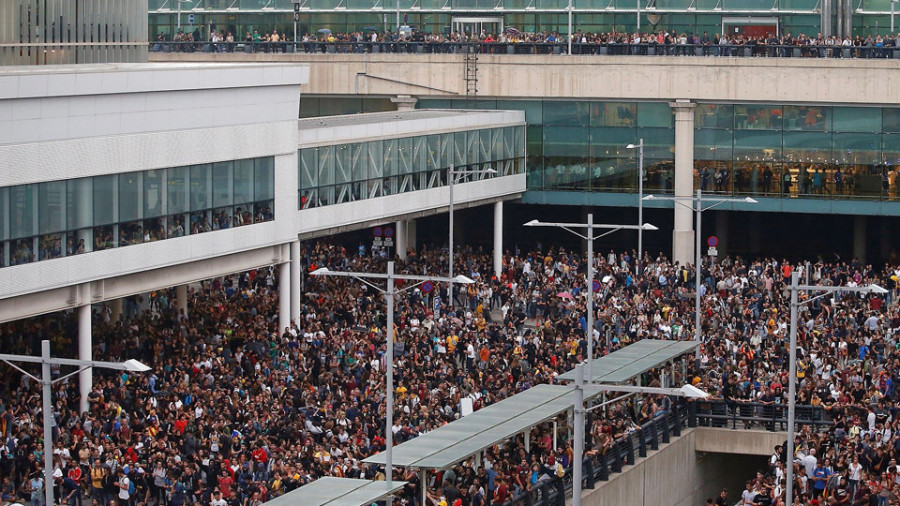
451, 17, 504, 38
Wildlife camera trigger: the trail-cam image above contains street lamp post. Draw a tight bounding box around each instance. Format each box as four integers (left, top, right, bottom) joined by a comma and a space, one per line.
447, 165, 496, 311
524, 216, 657, 380
311, 263, 474, 486
626, 139, 645, 270
0, 340, 150, 506
570, 361, 708, 506
783, 272, 886, 506
643, 189, 757, 359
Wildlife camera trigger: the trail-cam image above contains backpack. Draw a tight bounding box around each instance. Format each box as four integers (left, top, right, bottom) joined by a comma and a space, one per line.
128, 477, 136, 496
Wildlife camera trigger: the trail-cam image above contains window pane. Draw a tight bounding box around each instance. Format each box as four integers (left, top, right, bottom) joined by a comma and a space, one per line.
119, 173, 140, 222
350, 144, 367, 182
167, 167, 189, 215
0, 188, 7, 240
143, 170, 165, 218
212, 161, 233, 208
695, 104, 734, 129
9, 185, 36, 238
832, 133, 881, 165
735, 105, 783, 130
190, 164, 212, 211
335, 144, 353, 183
591, 102, 636, 127
319, 146, 335, 185
783, 105, 830, 131
254, 157, 275, 201
783, 131, 832, 164
383, 139, 397, 177
93, 175, 117, 226
694, 129, 734, 161
734, 130, 782, 161
637, 102, 673, 128
884, 108, 900, 133
832, 107, 882, 133
300, 149, 318, 189
543, 101, 589, 127
39, 181, 66, 234
233, 159, 255, 205
65, 177, 94, 230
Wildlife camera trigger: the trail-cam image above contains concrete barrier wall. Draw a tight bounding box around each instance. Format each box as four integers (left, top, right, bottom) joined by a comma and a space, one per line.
580, 428, 772, 506
151, 52, 900, 106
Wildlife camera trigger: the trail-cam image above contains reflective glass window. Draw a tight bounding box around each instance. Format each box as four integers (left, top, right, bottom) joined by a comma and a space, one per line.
167, 167, 189, 215
119, 173, 140, 222
255, 158, 275, 201
335, 144, 352, 184
637, 103, 673, 128
591, 102, 636, 128
38, 181, 66, 234
212, 161, 234, 208
884, 108, 900, 133
832, 107, 882, 133
734, 130, 783, 162
300, 149, 318, 189
734, 105, 783, 130
233, 159, 255, 205
783, 105, 829, 131
143, 170, 165, 218
190, 164, 212, 211
93, 175, 117, 226
783, 131, 832, 164
350, 144, 367, 182
695, 104, 734, 129
543, 101, 590, 127
8, 184, 36, 239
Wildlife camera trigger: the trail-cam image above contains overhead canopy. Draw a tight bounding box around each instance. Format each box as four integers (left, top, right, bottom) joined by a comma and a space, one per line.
557, 339, 699, 385
265, 477, 406, 506
363, 384, 607, 471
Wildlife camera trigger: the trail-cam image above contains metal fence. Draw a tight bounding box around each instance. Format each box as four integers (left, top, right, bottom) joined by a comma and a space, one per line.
497, 400, 831, 506
150, 40, 900, 59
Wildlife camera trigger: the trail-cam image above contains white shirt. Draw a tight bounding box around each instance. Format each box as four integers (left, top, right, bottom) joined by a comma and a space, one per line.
119, 477, 130, 500
849, 462, 863, 480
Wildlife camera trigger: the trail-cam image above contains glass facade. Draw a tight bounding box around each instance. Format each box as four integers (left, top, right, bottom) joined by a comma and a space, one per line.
418, 99, 675, 195
418, 99, 900, 202
298, 126, 526, 209
150, 2, 894, 41
694, 104, 900, 199
0, 157, 275, 268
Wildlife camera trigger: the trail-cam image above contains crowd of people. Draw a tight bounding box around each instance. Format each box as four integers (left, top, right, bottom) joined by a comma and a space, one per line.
1, 241, 900, 506
152, 26, 900, 58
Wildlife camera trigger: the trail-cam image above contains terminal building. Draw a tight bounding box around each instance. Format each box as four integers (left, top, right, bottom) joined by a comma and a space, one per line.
147, 0, 898, 41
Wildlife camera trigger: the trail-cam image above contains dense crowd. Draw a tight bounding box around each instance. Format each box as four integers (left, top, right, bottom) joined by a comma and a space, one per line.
152, 27, 900, 58
1, 241, 900, 506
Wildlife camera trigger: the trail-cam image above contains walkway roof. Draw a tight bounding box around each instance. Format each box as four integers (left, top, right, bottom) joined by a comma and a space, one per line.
362, 383, 607, 471
265, 477, 406, 506
557, 339, 699, 384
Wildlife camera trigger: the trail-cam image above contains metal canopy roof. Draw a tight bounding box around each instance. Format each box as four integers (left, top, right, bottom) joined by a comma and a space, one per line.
265, 477, 407, 506
363, 384, 607, 471
557, 339, 699, 384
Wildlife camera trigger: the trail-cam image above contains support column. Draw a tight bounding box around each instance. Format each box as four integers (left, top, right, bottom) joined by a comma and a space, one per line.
407, 219, 417, 256
854, 215, 867, 263
176, 284, 188, 320
390, 95, 418, 111
279, 260, 291, 333
670, 100, 697, 266
291, 240, 301, 326
78, 290, 92, 415
493, 201, 503, 278
395, 220, 407, 260
110, 298, 123, 323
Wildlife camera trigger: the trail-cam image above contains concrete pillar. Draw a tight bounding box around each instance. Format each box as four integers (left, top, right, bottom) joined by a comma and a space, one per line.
395, 220, 408, 260
493, 201, 503, 278
715, 211, 728, 258
290, 240, 301, 326
390, 95, 418, 111
279, 261, 291, 334
407, 219, 417, 255
176, 284, 188, 319
110, 298, 123, 323
854, 215, 867, 263
670, 100, 697, 266
78, 292, 92, 415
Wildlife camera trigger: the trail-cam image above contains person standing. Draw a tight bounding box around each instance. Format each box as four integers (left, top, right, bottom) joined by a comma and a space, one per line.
29, 474, 45, 506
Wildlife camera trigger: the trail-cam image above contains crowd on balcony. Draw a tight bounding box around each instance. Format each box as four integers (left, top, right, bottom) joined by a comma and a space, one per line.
0, 241, 899, 506
153, 26, 900, 58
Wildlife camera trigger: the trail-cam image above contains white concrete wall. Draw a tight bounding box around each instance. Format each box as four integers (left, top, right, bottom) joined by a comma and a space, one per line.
152, 52, 900, 106
0, 63, 308, 145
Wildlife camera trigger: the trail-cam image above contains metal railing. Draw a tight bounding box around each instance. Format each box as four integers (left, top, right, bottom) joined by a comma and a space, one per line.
150, 40, 900, 59
498, 400, 831, 506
